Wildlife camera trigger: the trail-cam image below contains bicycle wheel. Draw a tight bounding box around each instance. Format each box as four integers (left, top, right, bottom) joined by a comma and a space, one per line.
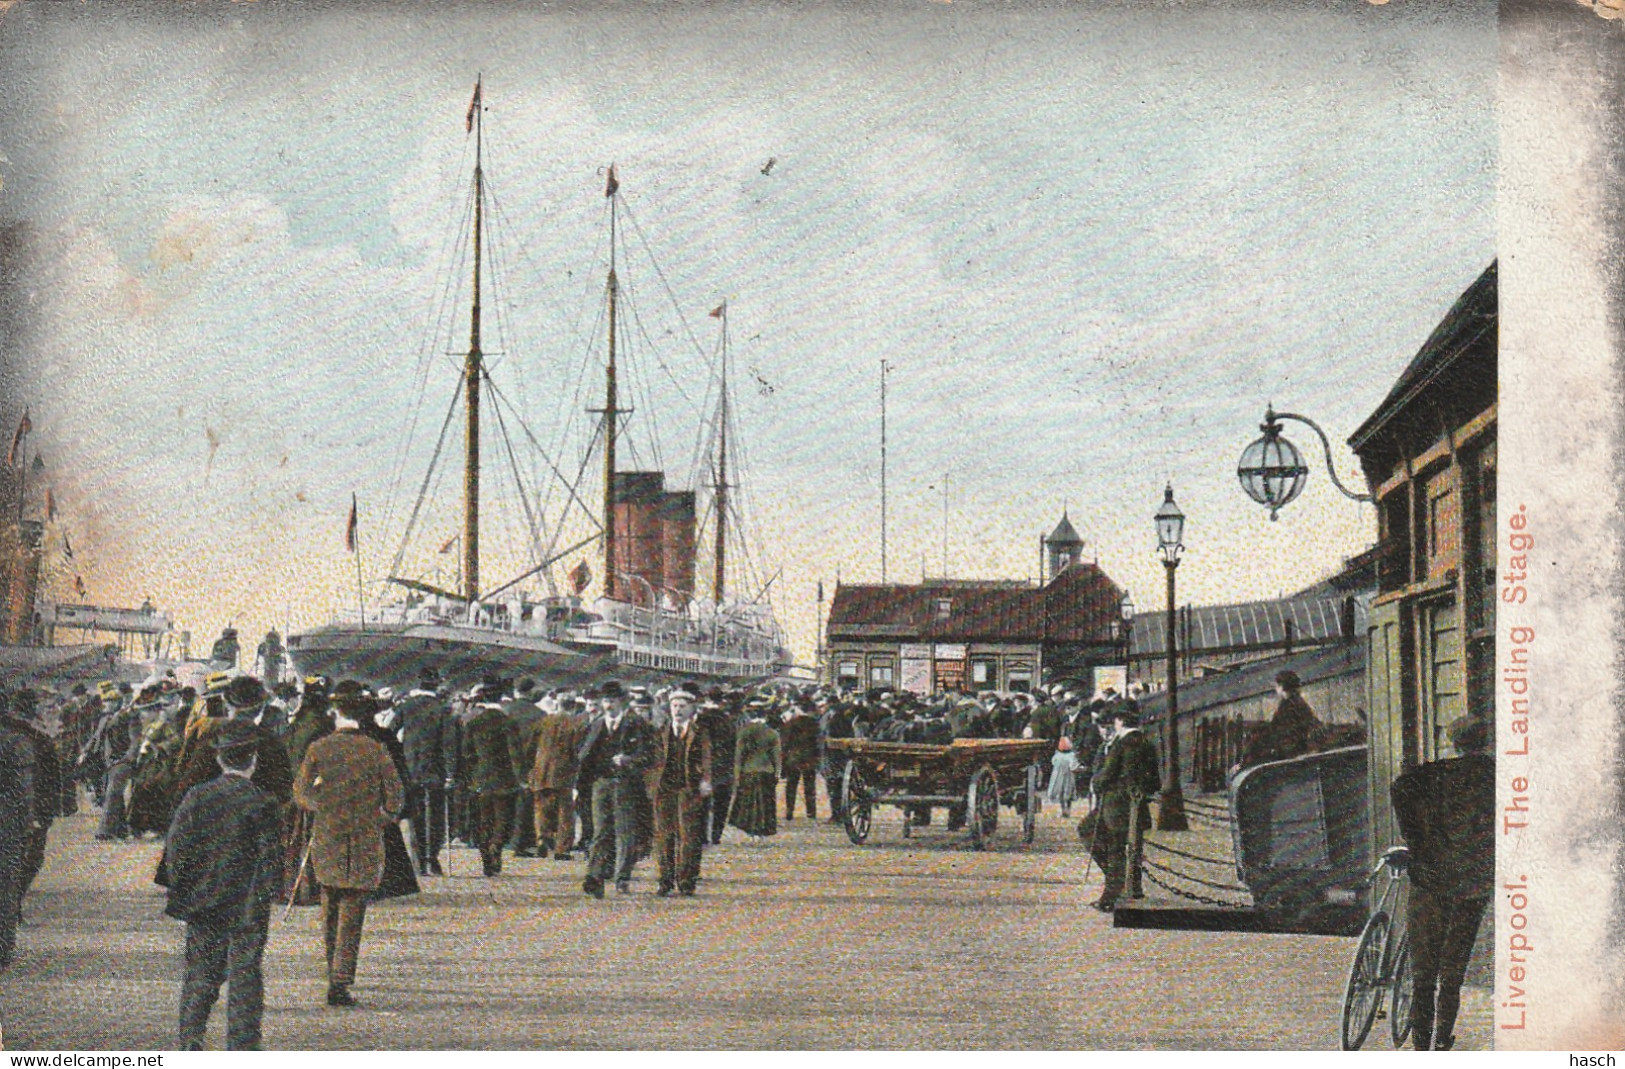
1340, 911, 1390, 1050
1388, 933, 1414, 1048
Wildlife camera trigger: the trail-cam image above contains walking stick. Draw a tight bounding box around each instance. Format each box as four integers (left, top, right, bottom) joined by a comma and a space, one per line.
282, 834, 314, 923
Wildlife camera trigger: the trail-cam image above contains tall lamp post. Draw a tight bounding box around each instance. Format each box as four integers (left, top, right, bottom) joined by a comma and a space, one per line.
1155, 484, 1189, 832
1113, 591, 1135, 685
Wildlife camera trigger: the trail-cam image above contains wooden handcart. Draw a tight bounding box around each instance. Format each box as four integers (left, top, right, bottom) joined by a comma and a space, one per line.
827, 737, 1052, 850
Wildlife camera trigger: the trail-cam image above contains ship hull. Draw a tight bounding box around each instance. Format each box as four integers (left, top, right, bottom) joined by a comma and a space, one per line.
287, 622, 783, 692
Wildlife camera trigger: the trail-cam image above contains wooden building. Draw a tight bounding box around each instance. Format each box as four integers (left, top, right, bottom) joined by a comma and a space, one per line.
824, 522, 1127, 694
1349, 261, 1497, 859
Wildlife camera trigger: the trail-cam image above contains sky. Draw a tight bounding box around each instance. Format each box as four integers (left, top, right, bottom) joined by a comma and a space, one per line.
0, 0, 1496, 667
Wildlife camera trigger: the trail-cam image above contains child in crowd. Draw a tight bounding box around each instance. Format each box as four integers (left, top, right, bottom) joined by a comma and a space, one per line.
1048, 736, 1080, 818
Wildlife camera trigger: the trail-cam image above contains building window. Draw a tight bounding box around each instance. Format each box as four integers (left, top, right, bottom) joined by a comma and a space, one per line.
971, 660, 994, 686
837, 660, 859, 688
869, 663, 895, 687
1007, 668, 1032, 692
935, 598, 952, 619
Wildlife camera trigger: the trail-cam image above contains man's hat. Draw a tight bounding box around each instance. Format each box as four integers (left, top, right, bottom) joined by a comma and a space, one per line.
515, 678, 535, 696
212, 718, 259, 754
204, 672, 233, 696
669, 687, 697, 703
224, 676, 266, 711
331, 679, 369, 707
1275, 669, 1303, 692
132, 684, 165, 709
599, 680, 626, 700
630, 691, 654, 708
418, 666, 441, 686
1447, 715, 1491, 754
72, 683, 88, 697
303, 676, 330, 694
1110, 700, 1140, 727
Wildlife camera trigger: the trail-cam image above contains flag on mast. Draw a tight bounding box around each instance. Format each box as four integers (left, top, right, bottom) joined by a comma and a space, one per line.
439, 534, 458, 555
8, 407, 30, 467
465, 80, 481, 133
74, 575, 86, 599
62, 532, 74, 559
605, 163, 618, 198
45, 488, 57, 521
345, 494, 358, 553
710, 302, 725, 318
569, 559, 592, 595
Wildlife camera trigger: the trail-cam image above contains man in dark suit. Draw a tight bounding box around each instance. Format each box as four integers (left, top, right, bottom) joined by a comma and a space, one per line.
1087, 702, 1160, 911
698, 689, 738, 844
459, 680, 523, 877
575, 681, 656, 897
3, 691, 60, 922
393, 668, 457, 876
162, 719, 284, 1050
502, 679, 545, 857
651, 688, 713, 896
0, 708, 39, 972
1391, 715, 1494, 1051
780, 699, 820, 820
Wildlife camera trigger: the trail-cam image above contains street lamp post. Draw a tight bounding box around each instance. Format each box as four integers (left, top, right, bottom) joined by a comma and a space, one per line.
1117, 591, 1135, 684
1155, 484, 1189, 832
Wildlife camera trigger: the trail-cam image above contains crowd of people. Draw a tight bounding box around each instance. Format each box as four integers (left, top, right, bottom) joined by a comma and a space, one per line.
0, 665, 1320, 1049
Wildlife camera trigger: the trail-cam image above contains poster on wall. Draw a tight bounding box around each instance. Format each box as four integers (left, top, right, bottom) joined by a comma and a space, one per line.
899, 658, 932, 695
1093, 666, 1128, 700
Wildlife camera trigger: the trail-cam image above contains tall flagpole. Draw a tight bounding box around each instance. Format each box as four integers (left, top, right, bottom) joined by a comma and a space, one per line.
351, 492, 366, 625
880, 360, 889, 583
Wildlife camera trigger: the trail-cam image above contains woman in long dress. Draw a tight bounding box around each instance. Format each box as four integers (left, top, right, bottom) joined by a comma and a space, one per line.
728, 705, 781, 838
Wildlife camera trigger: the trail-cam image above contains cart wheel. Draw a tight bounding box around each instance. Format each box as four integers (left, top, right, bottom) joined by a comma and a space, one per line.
1388, 933, 1413, 1049
842, 760, 871, 846
967, 766, 999, 850
1340, 910, 1389, 1051
1022, 762, 1039, 844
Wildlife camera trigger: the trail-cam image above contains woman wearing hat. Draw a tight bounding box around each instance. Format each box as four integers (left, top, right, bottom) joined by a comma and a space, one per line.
728, 699, 781, 838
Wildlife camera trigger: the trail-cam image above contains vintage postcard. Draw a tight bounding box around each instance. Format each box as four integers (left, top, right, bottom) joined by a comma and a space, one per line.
0, 0, 1617, 1053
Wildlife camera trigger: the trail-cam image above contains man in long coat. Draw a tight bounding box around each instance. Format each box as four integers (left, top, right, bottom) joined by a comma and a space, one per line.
4, 691, 60, 916
699, 691, 739, 843
575, 681, 656, 896
162, 719, 284, 1050
94, 684, 142, 840
502, 679, 545, 858
780, 699, 820, 820
292, 681, 404, 1007
392, 668, 457, 876
531, 696, 587, 860
1087, 702, 1160, 911
1391, 715, 1494, 1051
651, 689, 713, 896
0, 710, 38, 972
1236, 669, 1324, 772
458, 680, 524, 877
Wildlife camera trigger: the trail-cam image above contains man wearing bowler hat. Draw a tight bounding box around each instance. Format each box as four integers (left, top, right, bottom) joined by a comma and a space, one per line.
1087, 701, 1160, 911
293, 680, 404, 1007
574, 680, 656, 896
162, 719, 284, 1049
1390, 714, 1494, 1050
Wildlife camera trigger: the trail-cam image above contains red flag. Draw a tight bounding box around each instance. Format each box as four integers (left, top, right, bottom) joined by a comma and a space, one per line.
439, 533, 458, 554
465, 80, 481, 133
709, 303, 725, 318
569, 559, 592, 595
62, 532, 73, 560
345, 494, 358, 553
605, 163, 618, 198
45, 488, 57, 520
8, 407, 30, 467
74, 575, 86, 599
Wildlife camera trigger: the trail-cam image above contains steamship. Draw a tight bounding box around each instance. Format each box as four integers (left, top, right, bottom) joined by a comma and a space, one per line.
287, 82, 788, 691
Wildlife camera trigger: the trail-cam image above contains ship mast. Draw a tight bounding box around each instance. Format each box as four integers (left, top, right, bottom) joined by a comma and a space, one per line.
713, 301, 728, 605
601, 165, 622, 601
463, 76, 484, 603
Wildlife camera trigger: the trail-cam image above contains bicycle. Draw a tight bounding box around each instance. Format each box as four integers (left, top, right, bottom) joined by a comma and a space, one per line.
1340, 845, 1414, 1050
